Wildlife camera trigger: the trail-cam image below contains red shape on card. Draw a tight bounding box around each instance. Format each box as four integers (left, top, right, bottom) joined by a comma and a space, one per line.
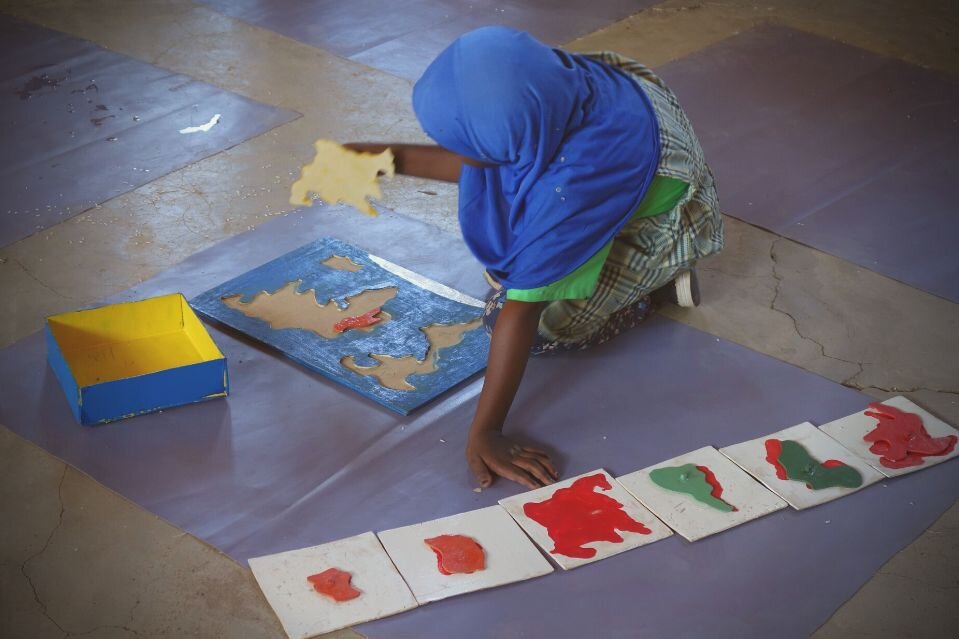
523, 473, 651, 559
695, 464, 738, 511
307, 568, 361, 602
764, 439, 789, 480
424, 534, 486, 575
863, 403, 956, 469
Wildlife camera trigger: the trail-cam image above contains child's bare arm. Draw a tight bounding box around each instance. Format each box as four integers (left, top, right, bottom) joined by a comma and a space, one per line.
344, 143, 490, 182
466, 299, 559, 489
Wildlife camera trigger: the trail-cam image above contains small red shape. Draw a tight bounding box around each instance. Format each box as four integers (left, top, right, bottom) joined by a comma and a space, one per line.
695, 465, 738, 511
764, 439, 789, 480
523, 473, 651, 559
821, 459, 846, 468
863, 403, 957, 469
424, 534, 486, 575
307, 568, 361, 602
333, 307, 383, 333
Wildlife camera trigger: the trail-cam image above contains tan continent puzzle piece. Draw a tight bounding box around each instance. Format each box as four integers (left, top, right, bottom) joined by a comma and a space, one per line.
290, 140, 395, 216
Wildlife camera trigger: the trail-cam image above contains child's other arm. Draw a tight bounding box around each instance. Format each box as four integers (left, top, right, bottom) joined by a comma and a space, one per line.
344, 143, 490, 182
466, 299, 559, 490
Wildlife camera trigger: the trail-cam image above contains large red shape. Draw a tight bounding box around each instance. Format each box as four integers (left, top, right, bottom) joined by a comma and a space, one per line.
522, 473, 652, 559
307, 568, 361, 602
424, 534, 486, 575
864, 403, 957, 469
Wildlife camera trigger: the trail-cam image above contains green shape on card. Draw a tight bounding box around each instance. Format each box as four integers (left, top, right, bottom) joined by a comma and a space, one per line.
650, 464, 735, 512
778, 440, 863, 490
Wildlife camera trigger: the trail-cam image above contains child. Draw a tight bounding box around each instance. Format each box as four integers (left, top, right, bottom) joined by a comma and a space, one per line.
347, 27, 723, 490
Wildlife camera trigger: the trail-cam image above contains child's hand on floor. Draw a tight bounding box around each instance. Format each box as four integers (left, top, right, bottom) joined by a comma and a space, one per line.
467, 430, 558, 490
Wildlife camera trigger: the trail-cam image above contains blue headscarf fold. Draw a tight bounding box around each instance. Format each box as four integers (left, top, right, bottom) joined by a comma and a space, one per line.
413, 27, 660, 290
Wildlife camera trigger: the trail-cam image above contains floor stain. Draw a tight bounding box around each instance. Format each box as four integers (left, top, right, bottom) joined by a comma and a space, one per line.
16, 73, 65, 100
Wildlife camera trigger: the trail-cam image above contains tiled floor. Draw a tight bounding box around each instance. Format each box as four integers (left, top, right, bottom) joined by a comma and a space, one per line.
200, 0, 659, 79
1, 0, 957, 637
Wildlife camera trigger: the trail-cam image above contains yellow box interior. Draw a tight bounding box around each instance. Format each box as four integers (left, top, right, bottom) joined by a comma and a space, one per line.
47, 294, 224, 387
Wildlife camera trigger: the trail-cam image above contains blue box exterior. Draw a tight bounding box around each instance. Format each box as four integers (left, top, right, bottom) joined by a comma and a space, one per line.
45, 326, 82, 423
79, 359, 228, 425
45, 321, 229, 426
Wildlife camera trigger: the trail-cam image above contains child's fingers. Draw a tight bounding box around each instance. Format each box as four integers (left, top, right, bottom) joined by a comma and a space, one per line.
467, 455, 493, 488
500, 465, 541, 490
520, 444, 550, 456
513, 456, 554, 487
520, 449, 559, 479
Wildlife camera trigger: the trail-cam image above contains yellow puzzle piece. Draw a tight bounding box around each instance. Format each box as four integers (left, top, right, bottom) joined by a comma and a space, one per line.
289, 140, 395, 216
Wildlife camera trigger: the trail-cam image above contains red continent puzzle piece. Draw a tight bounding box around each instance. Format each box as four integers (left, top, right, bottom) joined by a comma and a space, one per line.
333, 307, 383, 333
863, 403, 957, 469
695, 464, 738, 511
424, 534, 486, 575
764, 439, 789, 480
523, 473, 651, 559
306, 568, 361, 602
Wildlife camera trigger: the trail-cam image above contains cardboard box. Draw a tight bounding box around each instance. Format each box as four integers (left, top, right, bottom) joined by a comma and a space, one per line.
46, 293, 228, 425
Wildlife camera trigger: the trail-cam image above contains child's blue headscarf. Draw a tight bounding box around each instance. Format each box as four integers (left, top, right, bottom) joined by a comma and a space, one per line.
413, 27, 660, 290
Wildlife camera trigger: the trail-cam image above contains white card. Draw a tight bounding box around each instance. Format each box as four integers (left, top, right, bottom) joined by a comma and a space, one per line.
721, 422, 884, 509
617, 446, 788, 541
819, 396, 959, 477
499, 469, 672, 570
248, 532, 417, 639
377, 505, 553, 604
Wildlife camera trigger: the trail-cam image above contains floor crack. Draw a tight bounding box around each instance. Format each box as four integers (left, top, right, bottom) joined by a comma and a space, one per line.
768, 237, 866, 382
767, 242, 958, 396
20, 465, 69, 637
66, 624, 140, 638
852, 384, 959, 397
10, 257, 79, 301
20, 466, 142, 638
126, 598, 141, 628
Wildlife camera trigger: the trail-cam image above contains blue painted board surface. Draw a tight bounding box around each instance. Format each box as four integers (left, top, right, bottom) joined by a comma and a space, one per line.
190, 238, 490, 415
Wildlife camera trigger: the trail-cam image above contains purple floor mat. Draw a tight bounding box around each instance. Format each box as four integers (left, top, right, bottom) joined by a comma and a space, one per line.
0, 14, 298, 248
200, 0, 658, 79
658, 25, 959, 303
1, 207, 956, 638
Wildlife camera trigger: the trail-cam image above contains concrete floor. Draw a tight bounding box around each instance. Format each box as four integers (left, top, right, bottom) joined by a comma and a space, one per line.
1, 0, 957, 637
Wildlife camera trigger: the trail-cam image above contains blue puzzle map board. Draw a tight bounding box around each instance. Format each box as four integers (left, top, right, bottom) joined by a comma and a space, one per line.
190, 237, 490, 414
